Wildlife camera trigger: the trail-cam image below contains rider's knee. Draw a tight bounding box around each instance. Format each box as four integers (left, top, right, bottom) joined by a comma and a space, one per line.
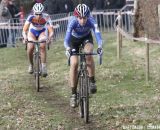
71, 61, 78, 69
84, 43, 93, 52
86, 55, 93, 61
39, 35, 47, 41
28, 35, 35, 41
40, 45, 46, 52
27, 44, 34, 52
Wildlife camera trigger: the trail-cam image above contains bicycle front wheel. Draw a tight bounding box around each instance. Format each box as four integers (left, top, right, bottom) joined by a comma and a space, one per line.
78, 71, 84, 118
35, 53, 40, 92
83, 72, 89, 123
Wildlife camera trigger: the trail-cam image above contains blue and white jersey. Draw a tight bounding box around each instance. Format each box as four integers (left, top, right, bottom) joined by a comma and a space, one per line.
64, 16, 103, 48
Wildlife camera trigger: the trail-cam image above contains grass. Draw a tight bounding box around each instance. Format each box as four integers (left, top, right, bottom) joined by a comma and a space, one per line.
0, 32, 160, 130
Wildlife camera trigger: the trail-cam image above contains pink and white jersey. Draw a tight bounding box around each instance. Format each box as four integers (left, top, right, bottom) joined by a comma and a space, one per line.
26, 13, 52, 31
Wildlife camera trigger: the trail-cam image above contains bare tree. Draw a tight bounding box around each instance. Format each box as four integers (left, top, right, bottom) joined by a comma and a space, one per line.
134, 0, 160, 39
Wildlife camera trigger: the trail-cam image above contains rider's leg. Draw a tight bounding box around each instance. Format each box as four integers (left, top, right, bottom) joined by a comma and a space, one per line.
84, 43, 97, 93
70, 55, 79, 94
39, 32, 47, 63
84, 43, 95, 79
27, 32, 36, 73
70, 55, 78, 108
39, 32, 47, 77
40, 43, 46, 63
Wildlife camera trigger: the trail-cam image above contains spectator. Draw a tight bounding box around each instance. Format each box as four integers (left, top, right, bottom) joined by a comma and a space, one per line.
116, 0, 125, 9
82, 0, 94, 11
34, 0, 45, 3
103, 0, 125, 10
32, 0, 45, 4
93, 0, 104, 28
19, 4, 25, 24
0, 0, 11, 20
57, 0, 74, 13
7, 0, 21, 47
126, 0, 134, 5
72, 0, 79, 9
65, 0, 74, 13
0, 0, 12, 47
104, 0, 111, 9
93, 0, 104, 10
43, 0, 59, 14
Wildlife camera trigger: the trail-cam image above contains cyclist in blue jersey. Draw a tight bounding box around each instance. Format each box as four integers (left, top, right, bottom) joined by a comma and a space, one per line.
64, 4, 103, 108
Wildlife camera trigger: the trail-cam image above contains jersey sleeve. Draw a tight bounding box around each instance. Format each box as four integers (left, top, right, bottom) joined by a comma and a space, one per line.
26, 15, 34, 24
90, 17, 103, 48
47, 17, 52, 26
64, 17, 75, 48
44, 13, 53, 26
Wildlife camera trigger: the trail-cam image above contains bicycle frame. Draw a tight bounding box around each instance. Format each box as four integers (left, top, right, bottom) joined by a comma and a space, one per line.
27, 40, 46, 92
70, 49, 99, 123
78, 53, 90, 123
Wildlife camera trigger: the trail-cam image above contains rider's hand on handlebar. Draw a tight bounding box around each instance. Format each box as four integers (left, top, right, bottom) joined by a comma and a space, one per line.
65, 47, 71, 58
23, 38, 28, 44
47, 37, 52, 44
97, 47, 103, 55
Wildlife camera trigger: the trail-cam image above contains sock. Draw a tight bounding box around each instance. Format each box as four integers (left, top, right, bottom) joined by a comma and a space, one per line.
42, 63, 46, 68
89, 76, 96, 83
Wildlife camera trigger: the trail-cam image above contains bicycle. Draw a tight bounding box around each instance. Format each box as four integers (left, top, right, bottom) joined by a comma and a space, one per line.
68, 47, 102, 123
26, 40, 49, 92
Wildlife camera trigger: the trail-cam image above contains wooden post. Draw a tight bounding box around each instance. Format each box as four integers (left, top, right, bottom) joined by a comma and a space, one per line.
117, 11, 122, 60
145, 35, 149, 82
158, 4, 160, 28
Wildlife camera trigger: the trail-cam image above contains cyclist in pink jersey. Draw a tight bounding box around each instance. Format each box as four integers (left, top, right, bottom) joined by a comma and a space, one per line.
22, 3, 53, 77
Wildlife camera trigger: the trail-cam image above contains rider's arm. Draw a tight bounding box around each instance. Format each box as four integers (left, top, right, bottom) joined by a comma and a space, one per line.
47, 25, 53, 39
90, 17, 103, 48
22, 16, 32, 40
64, 18, 75, 49
22, 21, 30, 40
47, 17, 54, 38
46, 15, 54, 39
64, 31, 71, 49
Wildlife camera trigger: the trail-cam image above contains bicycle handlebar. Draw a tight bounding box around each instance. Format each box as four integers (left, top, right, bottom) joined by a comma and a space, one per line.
71, 52, 98, 56
25, 40, 50, 50
68, 52, 102, 66
27, 40, 47, 44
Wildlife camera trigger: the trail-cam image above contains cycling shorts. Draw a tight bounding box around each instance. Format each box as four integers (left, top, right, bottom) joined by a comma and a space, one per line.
70, 32, 93, 52
30, 28, 46, 39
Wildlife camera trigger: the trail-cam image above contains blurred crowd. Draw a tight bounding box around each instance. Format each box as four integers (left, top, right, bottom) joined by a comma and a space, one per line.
0, 0, 23, 47
0, 0, 128, 47
0, 0, 129, 19
34, 0, 126, 15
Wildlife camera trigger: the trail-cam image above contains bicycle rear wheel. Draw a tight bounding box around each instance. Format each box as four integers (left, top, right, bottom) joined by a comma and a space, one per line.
35, 53, 40, 92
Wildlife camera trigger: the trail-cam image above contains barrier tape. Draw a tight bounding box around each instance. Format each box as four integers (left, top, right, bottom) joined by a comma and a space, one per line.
0, 22, 60, 29
118, 27, 160, 44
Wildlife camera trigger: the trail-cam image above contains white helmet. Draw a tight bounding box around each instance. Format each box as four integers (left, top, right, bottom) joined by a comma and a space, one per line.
33, 3, 44, 14
74, 4, 90, 17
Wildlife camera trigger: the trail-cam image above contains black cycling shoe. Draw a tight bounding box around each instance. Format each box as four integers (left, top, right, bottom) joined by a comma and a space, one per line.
90, 82, 97, 94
